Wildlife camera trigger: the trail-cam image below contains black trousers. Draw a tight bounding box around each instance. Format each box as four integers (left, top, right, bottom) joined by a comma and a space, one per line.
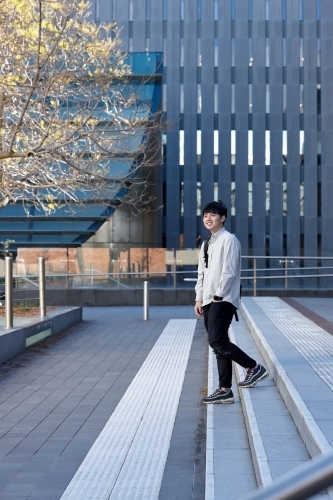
203, 301, 256, 388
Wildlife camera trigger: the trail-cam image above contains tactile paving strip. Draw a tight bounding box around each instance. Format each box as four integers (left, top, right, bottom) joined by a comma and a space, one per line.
254, 297, 333, 391
60, 319, 196, 500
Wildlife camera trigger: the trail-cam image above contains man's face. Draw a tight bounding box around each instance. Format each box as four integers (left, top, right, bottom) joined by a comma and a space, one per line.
203, 212, 225, 234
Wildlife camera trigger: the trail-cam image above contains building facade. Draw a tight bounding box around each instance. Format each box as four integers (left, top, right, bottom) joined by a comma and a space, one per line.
92, 0, 333, 262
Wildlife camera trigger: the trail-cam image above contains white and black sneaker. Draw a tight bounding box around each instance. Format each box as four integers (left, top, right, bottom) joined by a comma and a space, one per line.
202, 387, 234, 404
238, 364, 268, 388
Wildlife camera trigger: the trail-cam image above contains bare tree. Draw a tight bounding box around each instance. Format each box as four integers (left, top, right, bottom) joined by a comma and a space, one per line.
0, 0, 162, 215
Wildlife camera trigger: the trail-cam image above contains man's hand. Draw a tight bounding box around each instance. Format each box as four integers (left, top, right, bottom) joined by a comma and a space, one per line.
194, 301, 204, 317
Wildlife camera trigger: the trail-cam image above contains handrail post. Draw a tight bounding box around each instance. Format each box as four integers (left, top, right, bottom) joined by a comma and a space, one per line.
5, 256, 13, 329
285, 258, 288, 290
253, 258, 257, 297
143, 281, 149, 320
38, 257, 46, 317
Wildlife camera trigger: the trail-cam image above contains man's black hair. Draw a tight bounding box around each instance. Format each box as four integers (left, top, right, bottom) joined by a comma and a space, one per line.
202, 200, 228, 218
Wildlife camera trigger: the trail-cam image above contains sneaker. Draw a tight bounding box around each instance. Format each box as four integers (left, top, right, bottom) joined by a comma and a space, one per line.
202, 388, 234, 404
238, 364, 268, 388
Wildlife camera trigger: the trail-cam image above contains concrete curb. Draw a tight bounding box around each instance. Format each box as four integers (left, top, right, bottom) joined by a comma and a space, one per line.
230, 326, 273, 488
205, 348, 215, 500
240, 302, 332, 458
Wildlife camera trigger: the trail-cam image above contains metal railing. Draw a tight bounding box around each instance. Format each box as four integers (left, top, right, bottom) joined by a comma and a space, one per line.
4, 264, 333, 293
243, 451, 333, 500
2, 256, 47, 329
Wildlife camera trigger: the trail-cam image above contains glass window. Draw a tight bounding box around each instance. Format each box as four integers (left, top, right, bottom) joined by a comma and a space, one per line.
300, 84, 304, 114
179, 131, 184, 165
249, 84, 253, 112
316, 0, 321, 21
163, 0, 167, 21
265, 131, 270, 166
266, 182, 270, 215
197, 0, 202, 21
214, 0, 218, 21
129, 0, 133, 21
283, 38, 287, 67
248, 182, 253, 216
248, 0, 253, 21
299, 0, 304, 21
231, 84, 235, 113
197, 183, 201, 216
214, 182, 218, 201
162, 84, 167, 112
197, 130, 202, 156
197, 38, 202, 67
146, 0, 150, 21
180, 38, 184, 67
180, 84, 184, 113
231, 130, 236, 165
300, 183, 304, 217
249, 38, 253, 66
300, 38, 304, 67
214, 84, 218, 113
180, 0, 184, 21
283, 182, 287, 216
283, 131, 287, 165
214, 39, 218, 67
95, 0, 100, 22
231, 38, 235, 67
214, 130, 219, 165
317, 38, 321, 67
300, 130, 304, 165
180, 182, 184, 216
231, 182, 236, 215
265, 39, 270, 67
248, 130, 253, 165
282, 0, 287, 21
197, 84, 202, 113
283, 84, 287, 113
231, 0, 236, 21
163, 38, 167, 66
265, 0, 269, 21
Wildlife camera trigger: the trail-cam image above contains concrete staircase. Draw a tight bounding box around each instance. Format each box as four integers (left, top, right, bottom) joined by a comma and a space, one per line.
206, 297, 333, 499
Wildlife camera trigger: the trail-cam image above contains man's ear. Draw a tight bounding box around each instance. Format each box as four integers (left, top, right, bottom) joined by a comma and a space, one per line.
221, 215, 226, 224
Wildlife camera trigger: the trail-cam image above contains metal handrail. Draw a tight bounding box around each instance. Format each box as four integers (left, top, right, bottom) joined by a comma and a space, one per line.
243, 451, 333, 500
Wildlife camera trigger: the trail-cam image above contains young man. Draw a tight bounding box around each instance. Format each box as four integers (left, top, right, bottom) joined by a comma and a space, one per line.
194, 200, 268, 404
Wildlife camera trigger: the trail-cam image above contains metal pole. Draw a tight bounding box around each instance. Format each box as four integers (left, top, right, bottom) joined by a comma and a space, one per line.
285, 259, 288, 290
143, 281, 149, 320
253, 258, 257, 297
90, 263, 94, 286
38, 257, 46, 317
5, 257, 13, 329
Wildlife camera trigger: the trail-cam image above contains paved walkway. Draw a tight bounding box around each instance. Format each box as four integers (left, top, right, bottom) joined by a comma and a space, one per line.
0, 300, 332, 499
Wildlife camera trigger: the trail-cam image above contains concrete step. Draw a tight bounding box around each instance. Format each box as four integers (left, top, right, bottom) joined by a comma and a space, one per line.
238, 296, 333, 497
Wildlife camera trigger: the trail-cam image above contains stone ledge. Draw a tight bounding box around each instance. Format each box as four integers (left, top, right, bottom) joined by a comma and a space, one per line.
0, 306, 82, 365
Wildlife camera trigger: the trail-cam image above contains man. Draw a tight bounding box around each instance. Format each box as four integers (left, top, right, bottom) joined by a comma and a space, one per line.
194, 200, 268, 404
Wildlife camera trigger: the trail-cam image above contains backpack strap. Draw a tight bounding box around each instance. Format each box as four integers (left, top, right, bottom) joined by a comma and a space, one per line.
203, 236, 211, 268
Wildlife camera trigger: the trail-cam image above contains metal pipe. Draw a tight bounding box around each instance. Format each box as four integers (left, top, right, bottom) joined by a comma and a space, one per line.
5, 257, 13, 329
143, 281, 149, 320
243, 451, 333, 500
253, 258, 257, 297
38, 257, 46, 317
